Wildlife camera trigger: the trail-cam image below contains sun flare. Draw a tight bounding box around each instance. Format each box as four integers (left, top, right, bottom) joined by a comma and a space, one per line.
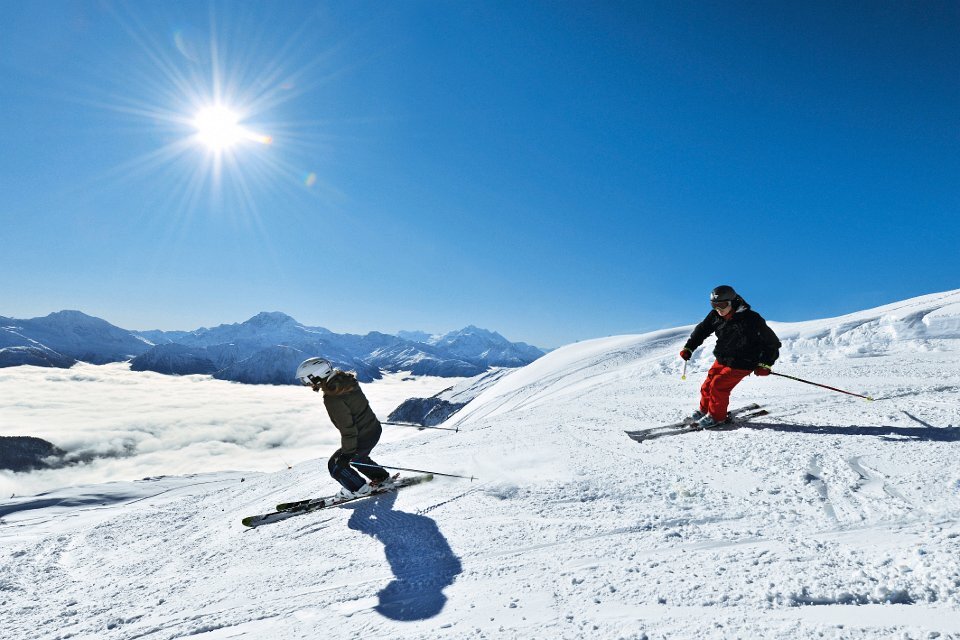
191, 105, 273, 152
96, 3, 328, 224
193, 106, 244, 151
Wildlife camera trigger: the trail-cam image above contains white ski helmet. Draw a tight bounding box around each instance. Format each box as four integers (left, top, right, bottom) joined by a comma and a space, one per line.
296, 357, 335, 386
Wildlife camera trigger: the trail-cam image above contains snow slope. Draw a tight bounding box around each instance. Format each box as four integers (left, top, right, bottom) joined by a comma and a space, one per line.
1, 290, 959, 639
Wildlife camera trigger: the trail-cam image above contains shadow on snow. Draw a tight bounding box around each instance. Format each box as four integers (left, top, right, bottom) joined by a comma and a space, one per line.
0, 492, 141, 518
344, 489, 462, 621
737, 415, 960, 443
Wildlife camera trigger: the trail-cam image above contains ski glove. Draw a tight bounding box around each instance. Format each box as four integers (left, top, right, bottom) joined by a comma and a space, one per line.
754, 364, 772, 376
679, 349, 692, 361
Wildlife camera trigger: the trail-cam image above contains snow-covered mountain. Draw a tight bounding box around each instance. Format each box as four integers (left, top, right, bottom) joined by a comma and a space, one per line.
0, 310, 151, 366
396, 329, 434, 343
212, 344, 307, 385
0, 341, 75, 369
127, 343, 219, 376
0, 311, 545, 384
158, 311, 332, 351
2, 289, 959, 638
400, 325, 545, 368
134, 316, 534, 383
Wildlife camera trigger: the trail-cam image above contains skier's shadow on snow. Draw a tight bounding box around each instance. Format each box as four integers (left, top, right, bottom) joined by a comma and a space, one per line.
0, 492, 139, 518
344, 490, 462, 621
738, 420, 960, 442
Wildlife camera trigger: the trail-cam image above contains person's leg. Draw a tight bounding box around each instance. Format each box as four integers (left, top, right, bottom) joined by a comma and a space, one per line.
705, 366, 752, 421
351, 426, 389, 483
327, 450, 367, 492
699, 361, 725, 414
351, 447, 390, 483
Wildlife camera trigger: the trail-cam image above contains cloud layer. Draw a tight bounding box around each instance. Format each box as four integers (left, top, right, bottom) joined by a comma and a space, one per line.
0, 363, 458, 497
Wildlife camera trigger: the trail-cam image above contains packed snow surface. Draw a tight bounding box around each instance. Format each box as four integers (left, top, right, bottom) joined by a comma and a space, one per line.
2, 290, 959, 639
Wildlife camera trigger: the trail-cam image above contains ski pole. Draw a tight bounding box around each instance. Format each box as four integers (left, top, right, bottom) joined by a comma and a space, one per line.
382, 421, 459, 432
769, 372, 874, 401
352, 461, 476, 481
681, 360, 687, 381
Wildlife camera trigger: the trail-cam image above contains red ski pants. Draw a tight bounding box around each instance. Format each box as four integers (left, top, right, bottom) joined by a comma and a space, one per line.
699, 361, 752, 421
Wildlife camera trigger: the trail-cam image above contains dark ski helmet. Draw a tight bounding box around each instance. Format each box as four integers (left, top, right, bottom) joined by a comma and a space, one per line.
710, 285, 737, 304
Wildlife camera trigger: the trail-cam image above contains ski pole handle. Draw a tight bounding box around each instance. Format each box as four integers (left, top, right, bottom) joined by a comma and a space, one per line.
382, 421, 459, 432
351, 461, 476, 481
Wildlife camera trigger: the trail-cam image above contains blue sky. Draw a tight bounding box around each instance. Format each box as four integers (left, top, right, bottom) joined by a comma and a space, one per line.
1, 1, 957, 348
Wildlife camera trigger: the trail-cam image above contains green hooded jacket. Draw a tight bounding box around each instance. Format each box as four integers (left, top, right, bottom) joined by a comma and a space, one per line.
321, 372, 380, 455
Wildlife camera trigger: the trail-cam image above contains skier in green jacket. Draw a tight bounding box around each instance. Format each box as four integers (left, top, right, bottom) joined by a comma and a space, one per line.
296, 357, 391, 499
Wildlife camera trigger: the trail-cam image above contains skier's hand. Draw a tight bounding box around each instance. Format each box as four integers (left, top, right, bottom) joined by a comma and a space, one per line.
334, 450, 355, 467
679, 349, 692, 361
754, 364, 772, 376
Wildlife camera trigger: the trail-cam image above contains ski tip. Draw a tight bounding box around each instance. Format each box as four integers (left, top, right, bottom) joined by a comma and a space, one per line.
241, 517, 256, 527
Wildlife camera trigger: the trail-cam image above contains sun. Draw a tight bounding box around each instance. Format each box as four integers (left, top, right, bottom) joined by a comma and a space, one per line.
191, 105, 274, 154
192, 106, 244, 151
95, 3, 326, 225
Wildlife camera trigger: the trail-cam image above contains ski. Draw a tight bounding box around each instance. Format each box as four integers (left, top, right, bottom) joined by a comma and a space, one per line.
624, 403, 761, 437
276, 473, 401, 512
628, 409, 768, 442
626, 405, 766, 443
241, 474, 433, 528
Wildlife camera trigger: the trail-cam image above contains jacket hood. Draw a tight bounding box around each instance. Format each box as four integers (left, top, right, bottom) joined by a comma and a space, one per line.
321, 371, 359, 396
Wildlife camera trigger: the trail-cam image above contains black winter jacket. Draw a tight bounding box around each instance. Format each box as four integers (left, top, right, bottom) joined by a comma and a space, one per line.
684, 299, 781, 371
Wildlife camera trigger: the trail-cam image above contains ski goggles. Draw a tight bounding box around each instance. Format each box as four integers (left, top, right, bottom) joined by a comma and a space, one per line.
711, 300, 733, 309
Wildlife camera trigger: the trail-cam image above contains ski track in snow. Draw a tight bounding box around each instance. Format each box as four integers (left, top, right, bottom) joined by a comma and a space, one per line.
2, 290, 960, 639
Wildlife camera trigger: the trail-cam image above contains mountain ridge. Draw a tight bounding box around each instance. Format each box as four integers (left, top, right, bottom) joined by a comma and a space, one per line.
0, 311, 544, 384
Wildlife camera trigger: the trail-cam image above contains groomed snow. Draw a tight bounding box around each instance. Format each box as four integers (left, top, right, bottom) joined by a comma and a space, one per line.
1, 290, 959, 639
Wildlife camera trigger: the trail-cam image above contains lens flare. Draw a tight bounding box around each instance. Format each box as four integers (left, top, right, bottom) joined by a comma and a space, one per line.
173, 27, 203, 63
245, 132, 273, 145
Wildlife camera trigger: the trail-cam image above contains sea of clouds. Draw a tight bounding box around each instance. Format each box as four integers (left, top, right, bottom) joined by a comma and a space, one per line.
0, 363, 460, 497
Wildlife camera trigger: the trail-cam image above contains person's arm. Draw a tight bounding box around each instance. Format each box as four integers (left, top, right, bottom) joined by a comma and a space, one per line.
683, 312, 716, 354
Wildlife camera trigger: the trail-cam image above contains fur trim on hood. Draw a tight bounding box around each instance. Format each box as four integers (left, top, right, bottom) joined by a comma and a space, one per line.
320, 371, 358, 396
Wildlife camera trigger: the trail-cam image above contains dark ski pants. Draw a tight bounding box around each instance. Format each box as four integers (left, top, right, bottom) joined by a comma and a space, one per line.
328, 446, 390, 492
699, 361, 752, 421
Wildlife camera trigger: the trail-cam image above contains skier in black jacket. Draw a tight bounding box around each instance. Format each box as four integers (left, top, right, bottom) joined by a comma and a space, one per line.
680, 285, 781, 428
